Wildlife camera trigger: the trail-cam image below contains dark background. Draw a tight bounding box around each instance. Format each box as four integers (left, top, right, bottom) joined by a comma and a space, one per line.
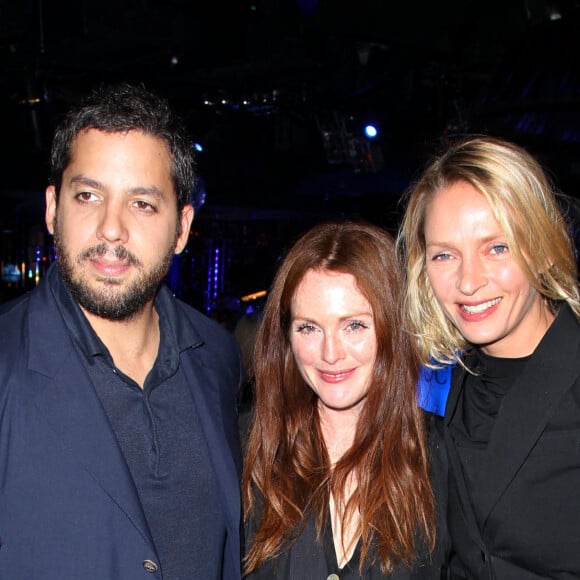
1, 0, 579, 315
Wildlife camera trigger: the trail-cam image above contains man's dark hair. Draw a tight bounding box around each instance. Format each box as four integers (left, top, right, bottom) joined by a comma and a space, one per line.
49, 83, 196, 212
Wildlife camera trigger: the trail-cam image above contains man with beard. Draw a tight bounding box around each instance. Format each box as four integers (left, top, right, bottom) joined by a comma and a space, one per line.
0, 84, 243, 580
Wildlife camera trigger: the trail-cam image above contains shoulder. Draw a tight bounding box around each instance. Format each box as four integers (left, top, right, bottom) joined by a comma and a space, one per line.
422, 413, 451, 574
169, 295, 242, 391
0, 271, 64, 351
174, 298, 239, 353
425, 412, 450, 503
0, 294, 38, 419
244, 556, 288, 580
157, 283, 238, 353
0, 290, 31, 322
0, 292, 33, 357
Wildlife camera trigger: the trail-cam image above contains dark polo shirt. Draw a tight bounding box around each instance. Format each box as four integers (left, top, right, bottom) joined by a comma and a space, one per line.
50, 266, 227, 579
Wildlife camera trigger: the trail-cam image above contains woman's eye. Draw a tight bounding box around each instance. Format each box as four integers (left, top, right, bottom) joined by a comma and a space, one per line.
490, 244, 509, 255
295, 323, 316, 334
346, 321, 368, 331
431, 252, 451, 261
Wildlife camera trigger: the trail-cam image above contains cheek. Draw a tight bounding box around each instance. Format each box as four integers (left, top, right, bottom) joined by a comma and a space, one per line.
496, 263, 530, 291
55, 215, 82, 246
424, 276, 457, 319
291, 338, 318, 367
426, 268, 454, 302
509, 276, 540, 308
350, 337, 377, 362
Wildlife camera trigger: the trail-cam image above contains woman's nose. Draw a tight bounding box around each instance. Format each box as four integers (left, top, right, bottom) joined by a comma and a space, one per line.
457, 256, 487, 295
322, 333, 346, 363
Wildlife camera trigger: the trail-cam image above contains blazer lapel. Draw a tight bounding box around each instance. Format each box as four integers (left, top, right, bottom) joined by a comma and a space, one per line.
444, 363, 466, 428
25, 280, 156, 551
444, 363, 488, 551
181, 350, 241, 565
475, 305, 580, 526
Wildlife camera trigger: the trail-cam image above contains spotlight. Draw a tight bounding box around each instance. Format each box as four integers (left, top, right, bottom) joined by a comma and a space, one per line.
364, 124, 378, 139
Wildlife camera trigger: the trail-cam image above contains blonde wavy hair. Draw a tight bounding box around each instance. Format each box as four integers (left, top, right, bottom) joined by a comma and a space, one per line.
397, 135, 580, 367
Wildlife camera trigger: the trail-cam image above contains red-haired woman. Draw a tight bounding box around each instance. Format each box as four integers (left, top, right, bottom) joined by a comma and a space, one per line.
243, 221, 447, 578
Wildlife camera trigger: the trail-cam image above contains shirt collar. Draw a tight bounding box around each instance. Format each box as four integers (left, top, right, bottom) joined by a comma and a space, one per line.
48, 263, 203, 368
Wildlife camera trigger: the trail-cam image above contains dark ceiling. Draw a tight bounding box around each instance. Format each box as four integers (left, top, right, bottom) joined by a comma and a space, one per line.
1, 0, 580, 226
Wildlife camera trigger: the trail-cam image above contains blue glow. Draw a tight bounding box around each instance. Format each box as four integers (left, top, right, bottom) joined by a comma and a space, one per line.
3, 264, 21, 282
364, 124, 378, 138
296, 0, 318, 18
213, 247, 220, 300
194, 142, 203, 152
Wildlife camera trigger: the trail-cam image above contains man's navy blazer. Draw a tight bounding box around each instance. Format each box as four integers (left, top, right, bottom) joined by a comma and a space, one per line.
0, 268, 243, 579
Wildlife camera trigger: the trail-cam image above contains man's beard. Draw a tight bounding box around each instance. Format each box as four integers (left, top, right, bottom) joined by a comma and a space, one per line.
53, 218, 176, 321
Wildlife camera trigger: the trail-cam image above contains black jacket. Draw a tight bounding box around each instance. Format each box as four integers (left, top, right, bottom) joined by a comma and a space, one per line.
444, 304, 580, 579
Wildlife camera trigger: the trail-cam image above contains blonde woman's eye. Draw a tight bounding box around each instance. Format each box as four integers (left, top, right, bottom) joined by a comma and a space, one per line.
432, 252, 451, 261
490, 244, 509, 255
347, 321, 369, 331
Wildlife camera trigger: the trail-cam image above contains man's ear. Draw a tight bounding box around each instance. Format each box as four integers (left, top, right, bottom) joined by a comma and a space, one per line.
45, 186, 57, 235
175, 204, 194, 254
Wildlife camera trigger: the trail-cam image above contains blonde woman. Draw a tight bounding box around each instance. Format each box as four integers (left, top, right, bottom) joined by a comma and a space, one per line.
399, 136, 580, 579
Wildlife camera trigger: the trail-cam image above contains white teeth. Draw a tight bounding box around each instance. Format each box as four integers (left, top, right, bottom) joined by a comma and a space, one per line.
461, 298, 500, 314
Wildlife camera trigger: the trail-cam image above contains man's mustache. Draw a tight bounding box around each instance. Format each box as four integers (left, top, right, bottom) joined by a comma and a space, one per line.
79, 244, 142, 267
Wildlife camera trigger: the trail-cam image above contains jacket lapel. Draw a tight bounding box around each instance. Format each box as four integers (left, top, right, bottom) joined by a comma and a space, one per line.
474, 305, 580, 526
444, 363, 488, 551
181, 349, 241, 566
25, 278, 156, 551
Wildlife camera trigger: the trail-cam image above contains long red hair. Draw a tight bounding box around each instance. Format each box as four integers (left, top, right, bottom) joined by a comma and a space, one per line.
243, 221, 435, 574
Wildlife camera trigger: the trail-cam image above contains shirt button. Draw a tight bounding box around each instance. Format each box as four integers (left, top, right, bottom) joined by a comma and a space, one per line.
327, 575, 340, 580
143, 559, 159, 573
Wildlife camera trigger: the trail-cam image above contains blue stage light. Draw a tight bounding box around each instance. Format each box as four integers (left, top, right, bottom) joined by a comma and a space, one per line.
364, 124, 378, 138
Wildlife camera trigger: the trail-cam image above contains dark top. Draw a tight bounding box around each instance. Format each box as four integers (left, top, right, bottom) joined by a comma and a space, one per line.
245, 418, 449, 579
273, 508, 438, 580
450, 350, 529, 505
444, 304, 580, 579
50, 267, 227, 580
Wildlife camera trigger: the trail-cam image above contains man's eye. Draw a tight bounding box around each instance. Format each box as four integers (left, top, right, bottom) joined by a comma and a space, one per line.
76, 191, 96, 202
134, 200, 156, 211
